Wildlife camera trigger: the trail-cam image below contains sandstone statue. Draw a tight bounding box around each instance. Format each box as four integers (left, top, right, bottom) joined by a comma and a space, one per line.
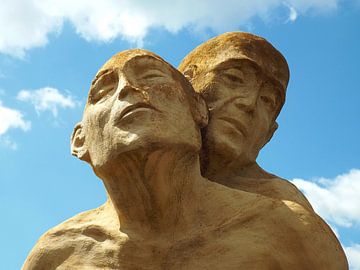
23, 48, 347, 269
179, 32, 314, 210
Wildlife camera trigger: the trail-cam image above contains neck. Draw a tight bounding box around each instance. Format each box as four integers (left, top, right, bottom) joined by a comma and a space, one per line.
96, 147, 206, 237
202, 149, 273, 182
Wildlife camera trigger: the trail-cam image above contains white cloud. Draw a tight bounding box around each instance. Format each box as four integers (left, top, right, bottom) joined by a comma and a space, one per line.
0, 0, 62, 58
292, 169, 360, 228
0, 101, 31, 135
292, 170, 360, 269
345, 244, 360, 270
17, 87, 79, 117
0, 136, 18, 150
288, 5, 298, 22
0, 0, 346, 57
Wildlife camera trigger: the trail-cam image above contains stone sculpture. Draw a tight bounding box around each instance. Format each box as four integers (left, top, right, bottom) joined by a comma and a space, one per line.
179, 32, 313, 210
23, 46, 348, 269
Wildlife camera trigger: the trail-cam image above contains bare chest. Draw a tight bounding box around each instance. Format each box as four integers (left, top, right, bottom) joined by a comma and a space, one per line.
54, 231, 290, 270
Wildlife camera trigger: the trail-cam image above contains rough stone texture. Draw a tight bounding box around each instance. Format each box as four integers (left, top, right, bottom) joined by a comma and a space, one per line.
179, 32, 313, 211
23, 37, 348, 269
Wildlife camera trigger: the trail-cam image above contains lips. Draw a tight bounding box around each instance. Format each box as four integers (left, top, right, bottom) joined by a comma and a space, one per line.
218, 116, 248, 136
118, 102, 158, 121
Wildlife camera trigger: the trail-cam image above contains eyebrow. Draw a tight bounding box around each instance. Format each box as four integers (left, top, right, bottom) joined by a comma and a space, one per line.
215, 58, 284, 99
125, 56, 174, 76
261, 78, 285, 110
212, 58, 259, 72
88, 69, 118, 101
91, 69, 116, 87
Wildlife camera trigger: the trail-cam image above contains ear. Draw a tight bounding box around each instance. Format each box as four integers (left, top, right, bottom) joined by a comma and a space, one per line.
193, 95, 209, 128
71, 122, 90, 163
262, 121, 278, 148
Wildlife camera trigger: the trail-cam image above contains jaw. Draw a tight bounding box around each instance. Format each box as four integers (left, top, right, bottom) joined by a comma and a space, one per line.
202, 127, 259, 180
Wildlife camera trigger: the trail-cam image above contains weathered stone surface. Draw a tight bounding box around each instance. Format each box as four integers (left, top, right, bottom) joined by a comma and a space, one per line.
23, 35, 348, 269
179, 32, 313, 210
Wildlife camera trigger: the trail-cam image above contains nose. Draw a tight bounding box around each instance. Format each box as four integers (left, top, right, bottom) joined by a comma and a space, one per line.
117, 83, 138, 100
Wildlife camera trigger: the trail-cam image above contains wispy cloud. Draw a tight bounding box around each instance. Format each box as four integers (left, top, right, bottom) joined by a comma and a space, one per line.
292, 169, 360, 228
292, 169, 360, 269
0, 101, 30, 150
0, 101, 31, 135
345, 244, 360, 270
288, 5, 298, 22
0, 136, 18, 150
17, 87, 79, 117
0, 0, 345, 57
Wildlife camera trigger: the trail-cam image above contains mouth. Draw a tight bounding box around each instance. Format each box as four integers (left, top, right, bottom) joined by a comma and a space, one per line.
218, 116, 248, 137
118, 102, 159, 120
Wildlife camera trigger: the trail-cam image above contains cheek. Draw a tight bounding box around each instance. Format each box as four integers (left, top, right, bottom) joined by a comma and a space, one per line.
251, 113, 272, 143
150, 84, 191, 119
205, 119, 235, 147
88, 107, 111, 131
151, 83, 187, 103
82, 107, 112, 144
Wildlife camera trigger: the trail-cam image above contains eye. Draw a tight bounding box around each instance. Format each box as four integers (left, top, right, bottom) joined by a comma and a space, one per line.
224, 73, 244, 83
90, 85, 116, 104
260, 95, 275, 109
141, 70, 166, 80
143, 74, 162, 79
221, 68, 245, 85
89, 71, 119, 104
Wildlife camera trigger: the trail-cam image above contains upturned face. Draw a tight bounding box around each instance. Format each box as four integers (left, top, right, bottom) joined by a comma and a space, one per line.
197, 58, 282, 166
78, 52, 204, 169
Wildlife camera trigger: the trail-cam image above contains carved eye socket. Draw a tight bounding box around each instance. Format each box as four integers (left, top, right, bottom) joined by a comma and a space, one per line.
221, 68, 245, 85
141, 70, 166, 80
224, 73, 244, 83
89, 70, 119, 104
260, 95, 275, 109
90, 85, 117, 104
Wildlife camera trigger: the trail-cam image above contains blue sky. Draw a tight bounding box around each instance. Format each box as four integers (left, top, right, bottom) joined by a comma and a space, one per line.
0, 1, 359, 269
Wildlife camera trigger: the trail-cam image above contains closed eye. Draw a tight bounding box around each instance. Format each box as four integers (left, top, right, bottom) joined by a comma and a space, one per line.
221, 68, 245, 85
89, 70, 118, 104
141, 70, 166, 80
260, 95, 275, 109
90, 84, 117, 103
224, 73, 244, 83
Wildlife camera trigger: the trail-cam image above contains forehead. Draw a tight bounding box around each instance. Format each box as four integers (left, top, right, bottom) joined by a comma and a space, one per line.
187, 44, 253, 71
100, 52, 169, 72
211, 57, 260, 73
206, 58, 284, 102
123, 55, 174, 74
92, 53, 175, 86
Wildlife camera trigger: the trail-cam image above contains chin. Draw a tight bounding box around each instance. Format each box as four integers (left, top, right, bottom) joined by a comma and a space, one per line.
210, 134, 253, 164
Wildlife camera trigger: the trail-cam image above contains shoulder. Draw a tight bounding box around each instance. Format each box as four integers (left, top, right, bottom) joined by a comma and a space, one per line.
229, 172, 314, 211
203, 184, 348, 269
209, 184, 348, 270
22, 205, 116, 270
272, 200, 348, 269
267, 176, 314, 210
21, 229, 75, 270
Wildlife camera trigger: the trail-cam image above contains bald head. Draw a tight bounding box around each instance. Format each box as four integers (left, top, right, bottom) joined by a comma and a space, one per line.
96, 49, 166, 78
85, 49, 206, 124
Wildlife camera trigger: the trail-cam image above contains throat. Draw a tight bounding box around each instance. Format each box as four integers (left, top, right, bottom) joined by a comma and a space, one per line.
97, 148, 205, 237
